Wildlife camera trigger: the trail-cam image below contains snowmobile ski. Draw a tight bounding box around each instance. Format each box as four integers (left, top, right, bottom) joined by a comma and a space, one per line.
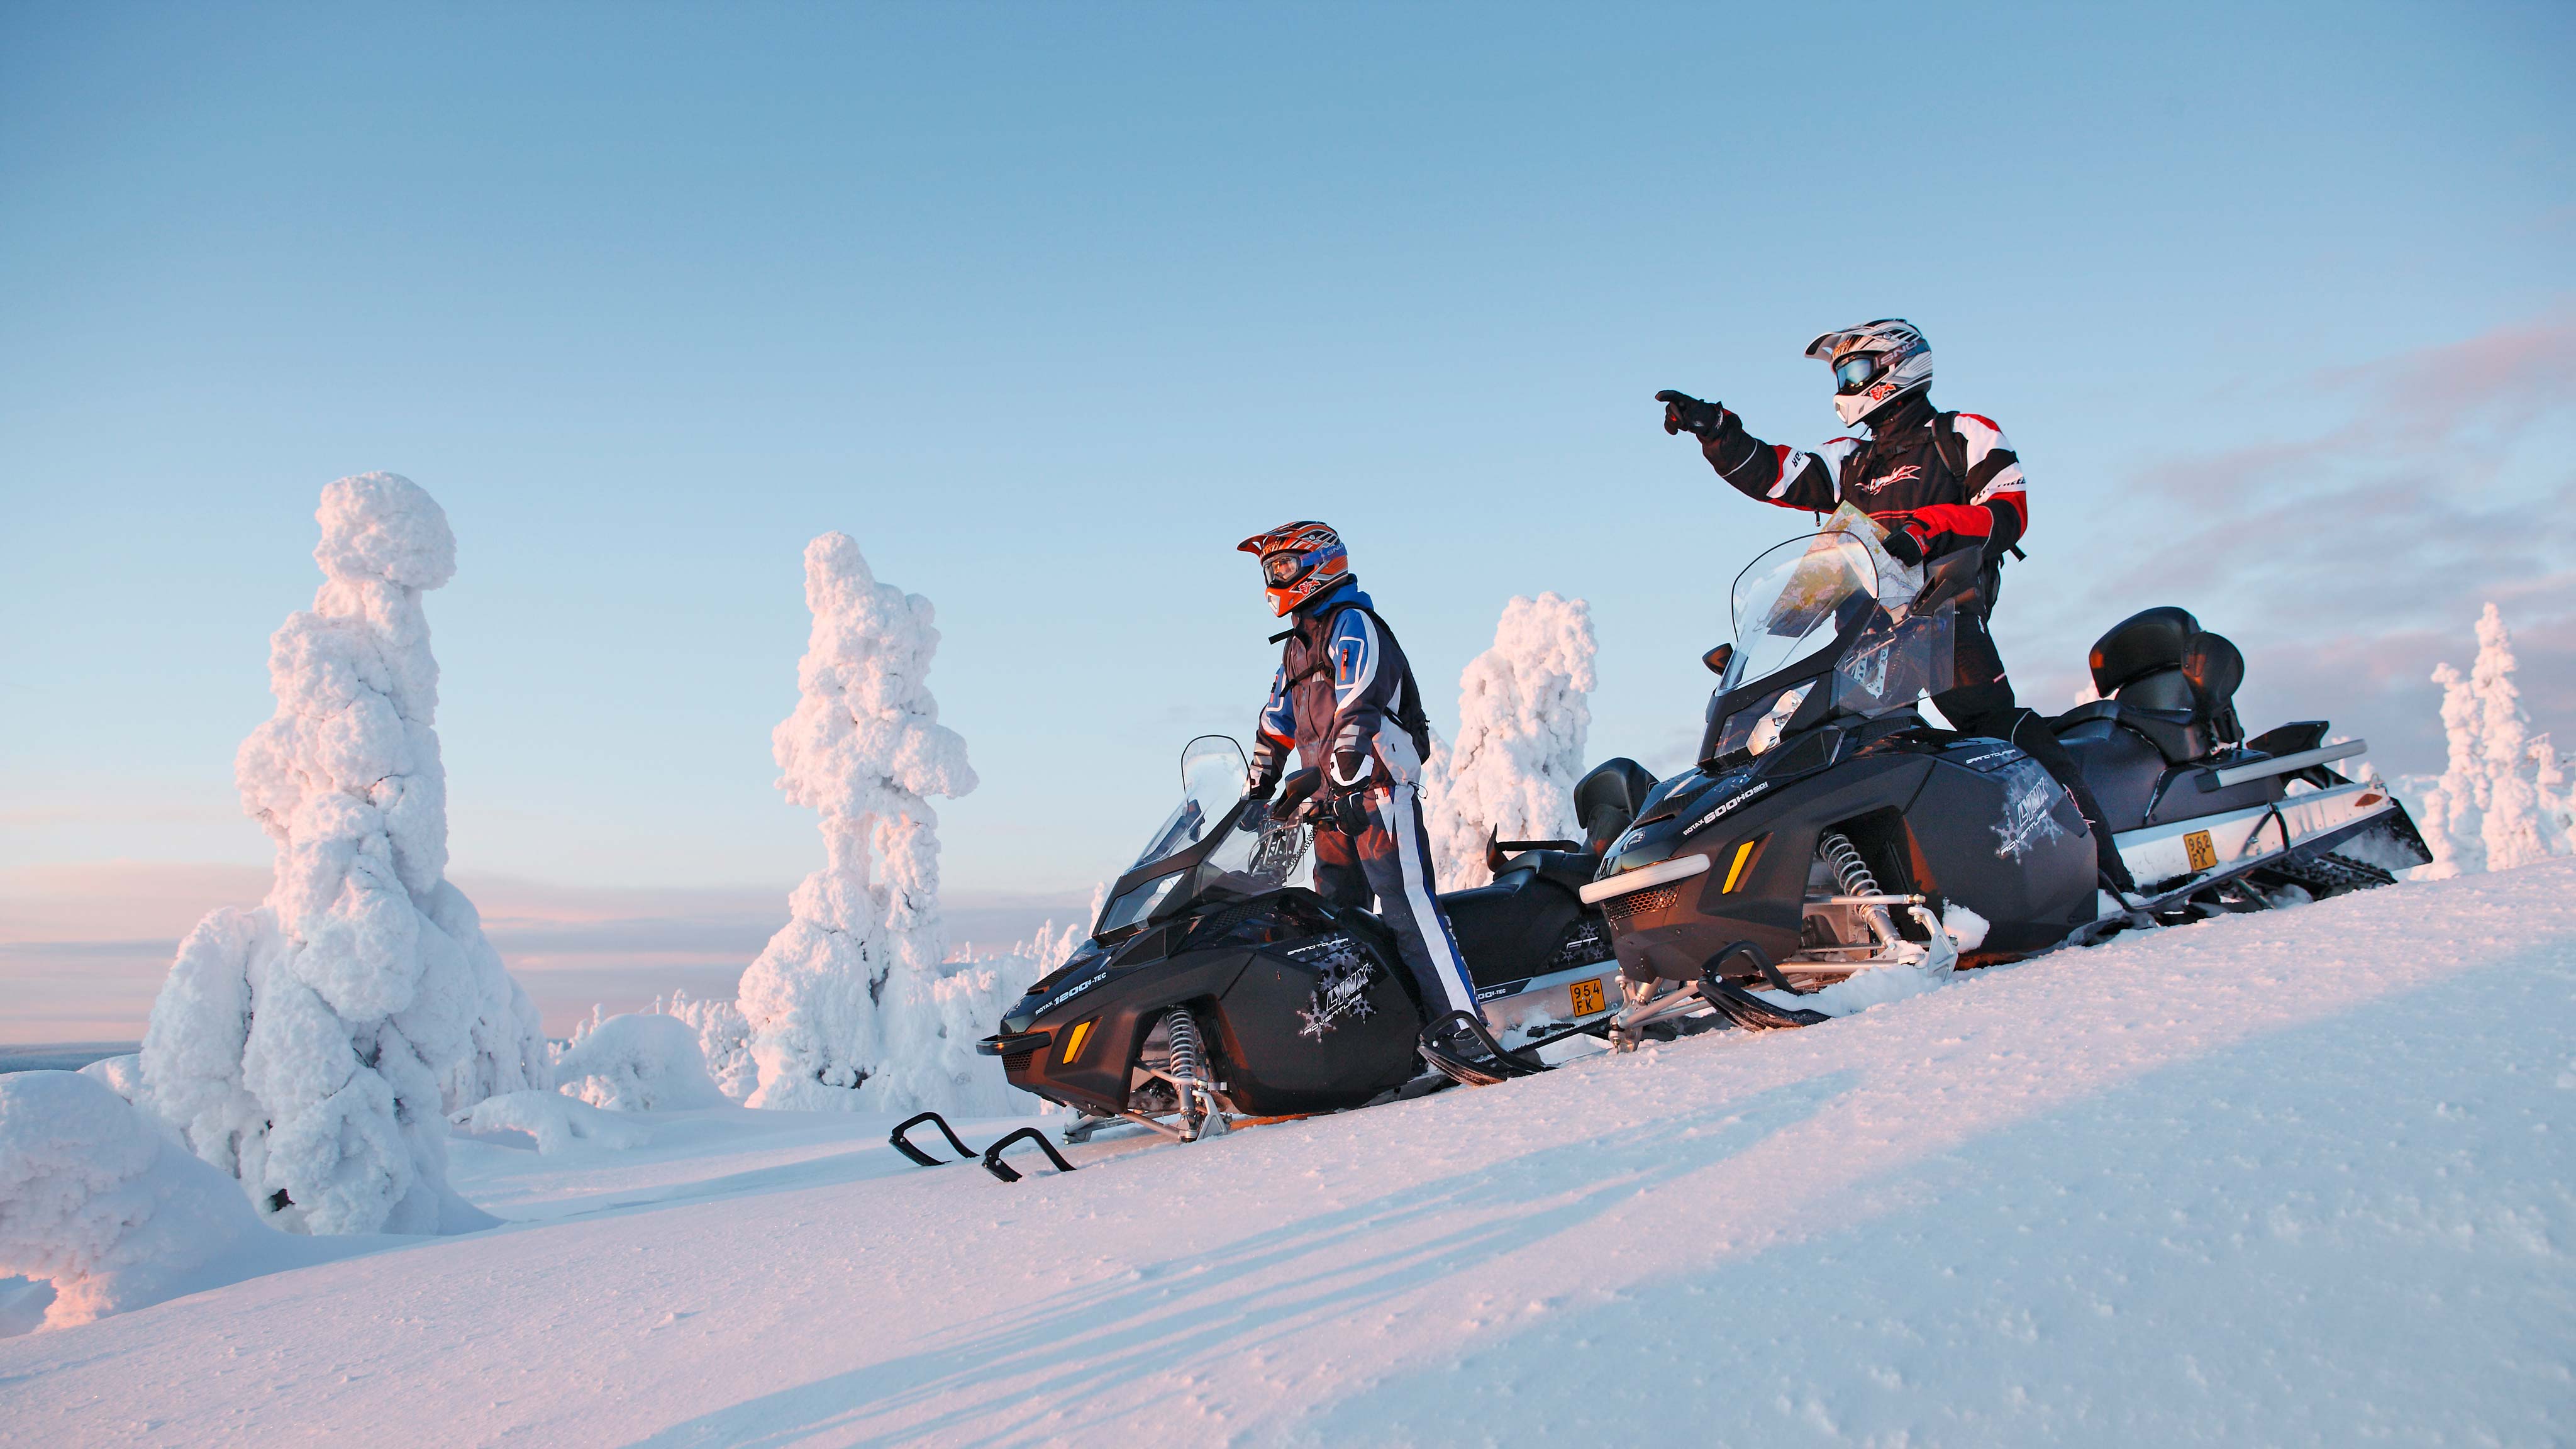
980, 1128, 1077, 1183
889, 1111, 979, 1167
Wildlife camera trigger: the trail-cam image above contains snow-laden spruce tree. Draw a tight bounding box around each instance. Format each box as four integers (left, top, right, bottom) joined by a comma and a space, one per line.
2417, 602, 2573, 876
740, 533, 978, 1111
137, 473, 547, 1235
1422, 594, 1597, 889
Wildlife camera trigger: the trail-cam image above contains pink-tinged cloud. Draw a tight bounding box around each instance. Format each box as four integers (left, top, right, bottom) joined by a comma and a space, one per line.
2009, 314, 2576, 780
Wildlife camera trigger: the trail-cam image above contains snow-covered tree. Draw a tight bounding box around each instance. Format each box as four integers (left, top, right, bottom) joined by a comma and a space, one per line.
739, 533, 978, 1111
2419, 661, 2483, 879
136, 473, 543, 1236
2472, 605, 2551, 870
2415, 602, 2572, 877
1422, 593, 1598, 889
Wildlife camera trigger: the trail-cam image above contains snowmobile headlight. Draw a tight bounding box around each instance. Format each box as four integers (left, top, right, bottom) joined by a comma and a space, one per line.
1726, 682, 1815, 759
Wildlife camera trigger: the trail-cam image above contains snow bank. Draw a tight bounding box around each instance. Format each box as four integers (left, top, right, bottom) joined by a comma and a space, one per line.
555, 1013, 724, 1113
75, 1055, 143, 1104
651, 992, 758, 1103
2417, 603, 2574, 876
1423, 594, 1597, 889
137, 473, 545, 1236
0, 1072, 302, 1331
739, 533, 979, 1113
16, 865, 2572, 1440
453, 1092, 652, 1155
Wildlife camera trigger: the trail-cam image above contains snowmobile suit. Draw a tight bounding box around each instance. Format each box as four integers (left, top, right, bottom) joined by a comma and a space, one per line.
1690, 391, 2132, 889
1258, 582, 1478, 1016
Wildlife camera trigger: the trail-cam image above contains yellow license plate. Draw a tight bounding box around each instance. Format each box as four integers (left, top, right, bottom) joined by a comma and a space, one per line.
2184, 829, 2217, 872
1569, 977, 1606, 1015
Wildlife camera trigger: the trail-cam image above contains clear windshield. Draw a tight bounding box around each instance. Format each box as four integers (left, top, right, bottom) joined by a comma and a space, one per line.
1125, 740, 1251, 872
1094, 738, 1312, 938
1722, 530, 1884, 691
1708, 510, 1957, 760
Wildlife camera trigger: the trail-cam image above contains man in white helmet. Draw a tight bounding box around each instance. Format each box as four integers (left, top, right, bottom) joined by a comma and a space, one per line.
1655, 319, 2140, 895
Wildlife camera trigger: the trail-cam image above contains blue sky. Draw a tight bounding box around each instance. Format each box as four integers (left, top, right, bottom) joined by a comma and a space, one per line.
3, 3, 2571, 1031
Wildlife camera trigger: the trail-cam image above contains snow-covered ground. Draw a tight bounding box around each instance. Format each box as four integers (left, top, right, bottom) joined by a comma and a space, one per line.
6, 862, 2573, 1446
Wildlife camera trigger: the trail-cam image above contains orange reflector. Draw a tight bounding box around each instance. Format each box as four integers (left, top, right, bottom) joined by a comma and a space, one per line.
1722, 836, 1765, 892
1060, 1019, 1094, 1065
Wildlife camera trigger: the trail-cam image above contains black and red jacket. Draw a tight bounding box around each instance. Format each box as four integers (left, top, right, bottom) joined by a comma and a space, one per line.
1695, 390, 2028, 596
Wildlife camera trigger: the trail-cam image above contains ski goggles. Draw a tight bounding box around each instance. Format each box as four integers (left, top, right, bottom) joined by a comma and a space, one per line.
1833, 353, 1884, 394
1262, 551, 1309, 586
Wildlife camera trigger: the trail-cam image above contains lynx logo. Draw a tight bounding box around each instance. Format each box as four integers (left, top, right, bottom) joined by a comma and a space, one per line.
1684, 783, 1768, 836
1853, 464, 1923, 496
1293, 938, 1378, 1041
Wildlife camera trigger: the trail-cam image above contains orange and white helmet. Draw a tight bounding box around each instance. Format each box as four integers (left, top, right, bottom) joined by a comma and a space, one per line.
1236, 520, 1351, 617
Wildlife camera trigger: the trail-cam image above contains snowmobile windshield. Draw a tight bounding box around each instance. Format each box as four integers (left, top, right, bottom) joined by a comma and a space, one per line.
1724, 531, 1884, 688
1126, 745, 1251, 871
1707, 522, 1957, 761
1095, 746, 1312, 940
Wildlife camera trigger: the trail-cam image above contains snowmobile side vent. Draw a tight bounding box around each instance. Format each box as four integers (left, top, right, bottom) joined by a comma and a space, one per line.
982, 1128, 1077, 1182
1602, 884, 1679, 921
890, 1112, 980, 1169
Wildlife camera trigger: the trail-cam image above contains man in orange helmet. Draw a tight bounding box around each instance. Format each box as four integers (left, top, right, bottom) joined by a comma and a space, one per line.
1239, 521, 1479, 1021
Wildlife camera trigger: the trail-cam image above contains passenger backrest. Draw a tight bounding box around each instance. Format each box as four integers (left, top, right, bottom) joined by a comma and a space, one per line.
2181, 633, 2245, 744
1573, 757, 1661, 854
2089, 606, 2201, 697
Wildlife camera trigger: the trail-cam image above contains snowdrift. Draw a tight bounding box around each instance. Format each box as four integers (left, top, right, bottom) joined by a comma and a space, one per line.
4, 862, 2569, 1444
0, 1073, 384, 1331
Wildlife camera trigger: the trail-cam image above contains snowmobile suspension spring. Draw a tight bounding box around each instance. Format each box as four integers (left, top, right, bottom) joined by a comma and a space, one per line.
1163, 1008, 1211, 1141
1818, 831, 1902, 950
1164, 1008, 1208, 1092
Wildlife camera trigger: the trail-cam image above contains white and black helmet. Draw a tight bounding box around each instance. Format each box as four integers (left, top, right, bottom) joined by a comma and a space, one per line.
1805, 318, 1933, 427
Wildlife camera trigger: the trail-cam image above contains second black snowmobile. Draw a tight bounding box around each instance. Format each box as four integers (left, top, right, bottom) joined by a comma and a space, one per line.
1585, 514, 2433, 1040
972, 738, 1658, 1142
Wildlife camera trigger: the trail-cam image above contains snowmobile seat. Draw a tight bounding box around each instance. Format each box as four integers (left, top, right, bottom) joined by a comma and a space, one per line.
1574, 757, 1660, 855
1440, 867, 1589, 992
2058, 608, 2248, 766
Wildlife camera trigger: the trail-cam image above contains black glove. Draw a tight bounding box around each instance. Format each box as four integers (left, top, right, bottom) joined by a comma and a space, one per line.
1248, 736, 1286, 799
1655, 389, 1729, 440
1879, 516, 1929, 567
1328, 785, 1374, 836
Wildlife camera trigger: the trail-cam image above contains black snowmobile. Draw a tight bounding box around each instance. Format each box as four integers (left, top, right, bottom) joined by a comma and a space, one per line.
967, 737, 1657, 1145
1588, 519, 2434, 1039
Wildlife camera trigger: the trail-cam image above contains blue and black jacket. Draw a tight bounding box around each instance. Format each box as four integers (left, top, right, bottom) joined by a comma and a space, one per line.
1257, 580, 1434, 790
